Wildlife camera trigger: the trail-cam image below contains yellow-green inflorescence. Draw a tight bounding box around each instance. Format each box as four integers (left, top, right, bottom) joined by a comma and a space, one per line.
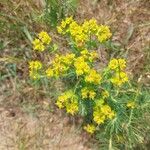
108, 58, 128, 86
57, 17, 112, 47
29, 18, 134, 135
32, 31, 52, 51
29, 60, 42, 79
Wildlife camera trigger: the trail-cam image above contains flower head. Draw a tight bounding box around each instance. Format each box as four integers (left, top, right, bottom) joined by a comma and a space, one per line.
84, 124, 96, 134
38, 31, 51, 45
85, 69, 102, 84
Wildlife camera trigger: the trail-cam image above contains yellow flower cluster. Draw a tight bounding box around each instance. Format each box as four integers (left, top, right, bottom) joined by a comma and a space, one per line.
85, 69, 102, 84
81, 88, 96, 100
109, 58, 128, 86
80, 49, 98, 62
83, 124, 96, 134
45, 50, 100, 83
102, 90, 110, 99
56, 90, 78, 115
57, 16, 74, 34
96, 25, 112, 43
32, 31, 51, 51
74, 56, 90, 76
46, 53, 75, 78
29, 60, 42, 79
82, 19, 98, 34
69, 21, 88, 46
57, 17, 112, 46
93, 102, 115, 125
127, 101, 136, 109
108, 58, 126, 71
111, 72, 128, 86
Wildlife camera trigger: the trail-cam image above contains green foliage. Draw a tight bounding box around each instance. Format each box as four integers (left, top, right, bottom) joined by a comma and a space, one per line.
44, 0, 78, 27
28, 17, 150, 149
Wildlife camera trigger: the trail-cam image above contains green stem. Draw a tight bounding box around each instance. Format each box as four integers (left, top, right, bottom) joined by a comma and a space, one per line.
109, 135, 113, 150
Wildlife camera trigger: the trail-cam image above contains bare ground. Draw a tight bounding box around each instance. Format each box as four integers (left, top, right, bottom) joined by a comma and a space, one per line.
0, 106, 92, 150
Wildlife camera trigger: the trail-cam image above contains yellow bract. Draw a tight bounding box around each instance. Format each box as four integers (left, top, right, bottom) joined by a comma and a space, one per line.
97, 25, 112, 43
80, 49, 98, 62
29, 60, 42, 79
111, 72, 128, 86
81, 88, 96, 100
56, 90, 79, 115
74, 56, 90, 76
93, 102, 115, 125
32, 39, 45, 51
57, 17, 112, 46
38, 31, 52, 44
46, 53, 75, 78
127, 101, 136, 109
83, 124, 96, 134
109, 58, 128, 86
46, 68, 54, 77
32, 31, 52, 51
109, 58, 126, 71
85, 69, 102, 84
102, 90, 110, 99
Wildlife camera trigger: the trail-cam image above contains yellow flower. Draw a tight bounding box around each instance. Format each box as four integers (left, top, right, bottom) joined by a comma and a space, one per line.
61, 20, 67, 28
108, 110, 115, 119
32, 39, 45, 51
56, 90, 79, 115
101, 105, 111, 115
81, 49, 89, 59
93, 111, 105, 124
29, 60, 42, 70
55, 100, 64, 109
38, 31, 51, 45
29, 60, 42, 79
89, 91, 96, 100
57, 26, 63, 34
56, 91, 72, 109
46, 68, 54, 77
102, 90, 109, 99
93, 103, 115, 124
119, 72, 128, 82
65, 16, 73, 24
108, 59, 118, 70
74, 57, 90, 76
62, 53, 75, 65
66, 100, 78, 115
89, 51, 98, 62
118, 59, 126, 70
111, 71, 128, 86
69, 21, 88, 45
81, 88, 89, 99
97, 25, 112, 43
127, 101, 136, 109
109, 58, 126, 71
81, 88, 96, 100
82, 18, 98, 34
83, 124, 96, 134
85, 69, 102, 84
48, 53, 75, 77
80, 49, 98, 62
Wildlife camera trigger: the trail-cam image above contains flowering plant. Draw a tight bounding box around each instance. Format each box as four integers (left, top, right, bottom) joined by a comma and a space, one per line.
29, 17, 145, 149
